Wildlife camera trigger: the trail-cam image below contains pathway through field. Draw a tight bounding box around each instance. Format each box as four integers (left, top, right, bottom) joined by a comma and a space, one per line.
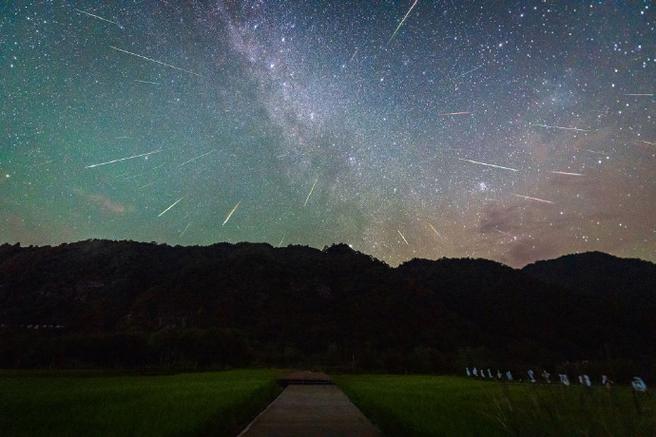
238, 371, 379, 437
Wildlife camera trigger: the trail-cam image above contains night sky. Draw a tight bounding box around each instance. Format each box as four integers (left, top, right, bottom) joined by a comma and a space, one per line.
1, 1, 654, 267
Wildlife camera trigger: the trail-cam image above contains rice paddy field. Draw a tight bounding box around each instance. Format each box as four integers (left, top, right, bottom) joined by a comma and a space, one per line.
0, 369, 280, 437
334, 374, 656, 436
3, 370, 654, 436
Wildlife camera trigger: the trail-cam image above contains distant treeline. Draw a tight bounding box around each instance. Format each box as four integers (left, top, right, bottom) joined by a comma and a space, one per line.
0, 240, 654, 380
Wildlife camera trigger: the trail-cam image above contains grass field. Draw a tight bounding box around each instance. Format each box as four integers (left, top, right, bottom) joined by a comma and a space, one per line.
334, 374, 656, 436
0, 369, 280, 437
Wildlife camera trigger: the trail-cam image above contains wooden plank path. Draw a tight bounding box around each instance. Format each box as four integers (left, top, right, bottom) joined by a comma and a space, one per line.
238, 371, 379, 437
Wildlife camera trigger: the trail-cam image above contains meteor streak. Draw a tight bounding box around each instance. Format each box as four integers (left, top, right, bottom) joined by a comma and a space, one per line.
304, 178, 318, 207
75, 8, 122, 28
427, 222, 441, 239
179, 222, 192, 237
134, 80, 160, 85
85, 149, 161, 168
512, 194, 555, 205
459, 158, 519, 172
584, 149, 607, 156
550, 170, 584, 177
640, 140, 656, 146
179, 150, 215, 167
349, 48, 359, 63
158, 197, 184, 217
454, 64, 484, 78
388, 0, 420, 44
397, 229, 409, 245
109, 46, 202, 77
533, 123, 592, 133
624, 93, 653, 96
439, 111, 471, 116
138, 181, 155, 190
222, 201, 241, 226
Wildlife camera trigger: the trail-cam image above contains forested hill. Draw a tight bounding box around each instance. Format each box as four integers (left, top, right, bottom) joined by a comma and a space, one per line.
0, 240, 654, 374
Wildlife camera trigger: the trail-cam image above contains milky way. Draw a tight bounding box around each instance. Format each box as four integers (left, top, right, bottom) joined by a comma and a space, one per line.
1, 1, 655, 266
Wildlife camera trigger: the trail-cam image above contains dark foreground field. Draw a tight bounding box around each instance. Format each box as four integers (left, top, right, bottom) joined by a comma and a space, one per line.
0, 369, 280, 437
2, 370, 654, 436
335, 374, 656, 436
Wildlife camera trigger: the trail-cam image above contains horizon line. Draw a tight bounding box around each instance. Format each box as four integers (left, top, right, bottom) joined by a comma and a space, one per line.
1, 238, 653, 270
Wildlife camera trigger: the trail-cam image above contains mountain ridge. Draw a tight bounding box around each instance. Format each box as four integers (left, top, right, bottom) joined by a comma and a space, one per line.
1, 240, 654, 375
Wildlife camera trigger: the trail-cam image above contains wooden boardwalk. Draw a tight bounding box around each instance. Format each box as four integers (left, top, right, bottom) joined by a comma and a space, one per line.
238, 372, 379, 437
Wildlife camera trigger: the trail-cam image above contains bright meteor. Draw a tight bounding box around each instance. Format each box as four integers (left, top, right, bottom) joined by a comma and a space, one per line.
550, 170, 584, 177
158, 197, 184, 217
512, 194, 555, 205
222, 201, 241, 226
179, 150, 216, 167
85, 150, 162, 169
109, 46, 202, 77
134, 80, 160, 85
533, 123, 593, 133
459, 158, 519, 173
397, 229, 409, 245
75, 8, 123, 28
388, 0, 420, 44
304, 178, 319, 207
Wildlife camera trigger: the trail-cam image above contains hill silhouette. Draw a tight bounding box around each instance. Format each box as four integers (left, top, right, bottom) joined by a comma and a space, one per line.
0, 240, 653, 378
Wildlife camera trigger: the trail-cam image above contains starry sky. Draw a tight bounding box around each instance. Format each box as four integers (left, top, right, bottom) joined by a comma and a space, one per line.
1, 1, 655, 267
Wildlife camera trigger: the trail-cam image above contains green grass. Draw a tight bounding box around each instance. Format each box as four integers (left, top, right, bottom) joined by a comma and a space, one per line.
334, 374, 656, 436
0, 369, 281, 437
